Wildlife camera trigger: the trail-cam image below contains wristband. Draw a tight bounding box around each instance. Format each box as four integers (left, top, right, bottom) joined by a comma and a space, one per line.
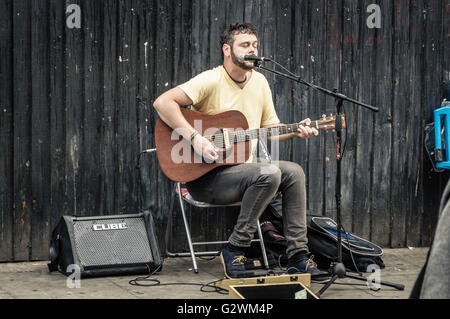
190, 131, 199, 142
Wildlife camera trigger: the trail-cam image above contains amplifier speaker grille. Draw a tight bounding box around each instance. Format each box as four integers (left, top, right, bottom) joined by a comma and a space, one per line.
73, 217, 153, 268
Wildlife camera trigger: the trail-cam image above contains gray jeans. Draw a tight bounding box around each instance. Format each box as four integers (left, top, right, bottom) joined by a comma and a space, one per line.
186, 160, 309, 259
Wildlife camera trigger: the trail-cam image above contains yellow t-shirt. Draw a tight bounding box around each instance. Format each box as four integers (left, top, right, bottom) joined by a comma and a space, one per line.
178, 65, 280, 162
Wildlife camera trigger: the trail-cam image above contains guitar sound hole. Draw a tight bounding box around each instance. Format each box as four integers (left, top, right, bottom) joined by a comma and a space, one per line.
212, 130, 225, 148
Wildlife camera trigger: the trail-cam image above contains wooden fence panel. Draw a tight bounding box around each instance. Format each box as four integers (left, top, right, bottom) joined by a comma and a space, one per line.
30, 0, 52, 260
351, 0, 376, 240
0, 0, 14, 261
48, 0, 68, 244
12, 0, 33, 261
339, 0, 360, 234
102, 0, 119, 217
370, 0, 393, 247
390, 0, 411, 248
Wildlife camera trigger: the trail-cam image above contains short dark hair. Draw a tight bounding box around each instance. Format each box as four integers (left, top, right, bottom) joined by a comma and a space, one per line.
220, 22, 258, 49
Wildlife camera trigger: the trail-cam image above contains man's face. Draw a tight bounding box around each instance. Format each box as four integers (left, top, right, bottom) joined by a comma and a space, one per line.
228, 33, 258, 70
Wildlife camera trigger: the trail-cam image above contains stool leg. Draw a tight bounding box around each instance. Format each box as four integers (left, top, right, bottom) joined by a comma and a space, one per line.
256, 219, 269, 269
177, 183, 199, 273
164, 189, 176, 257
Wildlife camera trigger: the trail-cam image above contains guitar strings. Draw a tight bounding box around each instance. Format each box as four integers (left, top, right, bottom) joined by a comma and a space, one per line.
207, 118, 336, 148
209, 124, 301, 148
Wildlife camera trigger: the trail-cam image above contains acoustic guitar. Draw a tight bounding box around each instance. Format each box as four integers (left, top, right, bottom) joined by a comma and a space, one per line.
155, 108, 346, 183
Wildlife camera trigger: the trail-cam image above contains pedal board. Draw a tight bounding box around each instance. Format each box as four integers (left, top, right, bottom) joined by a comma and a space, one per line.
216, 273, 316, 299
215, 273, 311, 292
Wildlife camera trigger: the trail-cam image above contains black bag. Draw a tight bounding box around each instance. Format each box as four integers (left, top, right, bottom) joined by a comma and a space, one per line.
255, 193, 385, 272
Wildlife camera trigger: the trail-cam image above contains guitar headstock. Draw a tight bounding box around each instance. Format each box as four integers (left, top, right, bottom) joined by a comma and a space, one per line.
309, 114, 347, 131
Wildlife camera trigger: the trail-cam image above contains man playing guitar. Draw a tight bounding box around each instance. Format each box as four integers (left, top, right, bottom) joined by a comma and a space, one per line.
153, 22, 326, 279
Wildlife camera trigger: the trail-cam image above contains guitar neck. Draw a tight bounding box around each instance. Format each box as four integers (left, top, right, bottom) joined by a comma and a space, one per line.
232, 124, 300, 143
211, 114, 344, 146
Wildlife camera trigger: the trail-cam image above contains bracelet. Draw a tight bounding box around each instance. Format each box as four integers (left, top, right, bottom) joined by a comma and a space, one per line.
190, 131, 199, 142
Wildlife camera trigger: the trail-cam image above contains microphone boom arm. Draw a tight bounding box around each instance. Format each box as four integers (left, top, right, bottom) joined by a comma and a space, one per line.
253, 61, 378, 112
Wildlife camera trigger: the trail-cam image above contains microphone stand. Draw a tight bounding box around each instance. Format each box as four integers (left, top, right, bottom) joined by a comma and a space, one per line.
253, 61, 405, 297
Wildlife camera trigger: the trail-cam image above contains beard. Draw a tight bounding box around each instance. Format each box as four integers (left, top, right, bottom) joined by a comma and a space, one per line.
230, 49, 255, 70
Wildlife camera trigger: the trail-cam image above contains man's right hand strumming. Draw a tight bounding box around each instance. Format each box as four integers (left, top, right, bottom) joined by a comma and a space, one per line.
191, 134, 219, 162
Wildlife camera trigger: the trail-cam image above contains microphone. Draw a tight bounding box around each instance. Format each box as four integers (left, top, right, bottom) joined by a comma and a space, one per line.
236, 53, 271, 63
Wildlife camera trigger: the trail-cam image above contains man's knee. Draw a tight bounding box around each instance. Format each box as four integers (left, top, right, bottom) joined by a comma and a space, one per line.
256, 165, 282, 190
281, 161, 305, 182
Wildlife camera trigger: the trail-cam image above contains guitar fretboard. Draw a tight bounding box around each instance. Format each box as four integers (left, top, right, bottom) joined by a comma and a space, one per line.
223, 123, 300, 144
209, 115, 340, 147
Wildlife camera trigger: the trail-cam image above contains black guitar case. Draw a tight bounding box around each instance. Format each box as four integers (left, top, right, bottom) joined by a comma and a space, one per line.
308, 216, 383, 257
305, 215, 385, 272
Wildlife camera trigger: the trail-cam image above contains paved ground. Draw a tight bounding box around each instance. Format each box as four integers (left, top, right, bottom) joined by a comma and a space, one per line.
0, 247, 428, 299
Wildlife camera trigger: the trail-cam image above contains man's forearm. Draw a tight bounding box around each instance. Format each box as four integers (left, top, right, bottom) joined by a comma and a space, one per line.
153, 100, 196, 140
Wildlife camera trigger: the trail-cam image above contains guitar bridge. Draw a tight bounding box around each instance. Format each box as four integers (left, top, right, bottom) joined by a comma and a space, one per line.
222, 128, 231, 149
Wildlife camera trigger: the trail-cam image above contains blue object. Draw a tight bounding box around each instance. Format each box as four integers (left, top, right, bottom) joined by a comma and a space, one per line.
434, 102, 450, 169
325, 228, 355, 240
